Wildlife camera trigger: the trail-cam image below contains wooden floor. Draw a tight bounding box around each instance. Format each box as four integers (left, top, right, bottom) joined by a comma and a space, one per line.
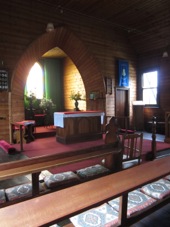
131, 203, 170, 227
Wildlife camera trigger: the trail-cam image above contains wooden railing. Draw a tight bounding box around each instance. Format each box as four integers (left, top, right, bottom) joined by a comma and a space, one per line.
165, 111, 170, 143
0, 156, 169, 227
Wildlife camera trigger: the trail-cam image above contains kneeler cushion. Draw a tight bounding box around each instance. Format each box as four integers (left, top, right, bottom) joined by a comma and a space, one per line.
76, 164, 110, 180
44, 171, 80, 189
164, 175, 170, 181
108, 189, 156, 217
70, 203, 119, 227
0, 189, 6, 204
0, 140, 16, 154
5, 183, 44, 201
140, 178, 170, 200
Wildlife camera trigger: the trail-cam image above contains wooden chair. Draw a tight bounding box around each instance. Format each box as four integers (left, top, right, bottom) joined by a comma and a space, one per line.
122, 132, 143, 169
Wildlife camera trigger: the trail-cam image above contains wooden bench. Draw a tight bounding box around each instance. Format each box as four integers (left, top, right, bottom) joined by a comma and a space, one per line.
0, 156, 169, 227
0, 140, 122, 204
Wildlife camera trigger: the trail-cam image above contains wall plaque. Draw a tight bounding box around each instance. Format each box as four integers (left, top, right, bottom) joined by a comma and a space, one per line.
0, 69, 8, 91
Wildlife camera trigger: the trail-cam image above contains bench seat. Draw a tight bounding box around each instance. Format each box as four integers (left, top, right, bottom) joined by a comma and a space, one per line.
68, 179, 170, 227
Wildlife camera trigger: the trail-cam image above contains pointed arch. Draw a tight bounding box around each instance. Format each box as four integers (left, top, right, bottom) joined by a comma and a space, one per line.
11, 25, 104, 122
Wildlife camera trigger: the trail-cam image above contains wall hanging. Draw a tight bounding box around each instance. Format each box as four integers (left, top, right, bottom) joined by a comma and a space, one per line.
118, 60, 129, 87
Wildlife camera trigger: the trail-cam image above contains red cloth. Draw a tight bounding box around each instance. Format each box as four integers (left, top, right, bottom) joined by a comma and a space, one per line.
34, 114, 46, 117
0, 140, 16, 154
63, 111, 102, 114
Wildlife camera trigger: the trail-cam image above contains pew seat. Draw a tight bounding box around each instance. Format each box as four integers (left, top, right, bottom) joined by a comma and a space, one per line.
68, 176, 170, 227
0, 157, 169, 227
4, 164, 111, 202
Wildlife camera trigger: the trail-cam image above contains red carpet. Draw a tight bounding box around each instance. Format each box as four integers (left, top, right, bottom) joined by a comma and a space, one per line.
142, 139, 170, 153
12, 134, 170, 174
14, 137, 170, 157
13, 136, 106, 173
13, 137, 105, 157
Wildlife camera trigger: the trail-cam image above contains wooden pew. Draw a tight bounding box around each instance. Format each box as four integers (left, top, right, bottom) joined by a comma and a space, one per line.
0, 156, 169, 227
0, 142, 122, 202
0, 116, 122, 204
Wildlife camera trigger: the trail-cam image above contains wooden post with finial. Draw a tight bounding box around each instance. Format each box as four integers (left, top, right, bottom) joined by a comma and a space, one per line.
151, 116, 157, 160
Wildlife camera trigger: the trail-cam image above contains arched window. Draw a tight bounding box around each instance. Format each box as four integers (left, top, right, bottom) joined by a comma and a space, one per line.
26, 62, 44, 99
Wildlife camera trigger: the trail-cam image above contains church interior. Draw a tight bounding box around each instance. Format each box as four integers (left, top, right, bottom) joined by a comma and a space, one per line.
0, 1, 170, 226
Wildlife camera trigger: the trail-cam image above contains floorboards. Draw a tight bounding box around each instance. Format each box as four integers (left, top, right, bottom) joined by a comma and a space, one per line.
131, 203, 170, 227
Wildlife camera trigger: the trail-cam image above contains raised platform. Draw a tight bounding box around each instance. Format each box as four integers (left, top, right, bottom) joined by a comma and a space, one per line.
33, 126, 56, 139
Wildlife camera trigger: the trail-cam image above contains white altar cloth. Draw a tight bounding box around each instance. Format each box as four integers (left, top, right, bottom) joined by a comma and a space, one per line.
54, 111, 105, 128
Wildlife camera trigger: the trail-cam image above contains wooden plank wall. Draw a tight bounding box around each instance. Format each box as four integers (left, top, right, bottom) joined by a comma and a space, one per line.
63, 57, 86, 111
0, 1, 137, 142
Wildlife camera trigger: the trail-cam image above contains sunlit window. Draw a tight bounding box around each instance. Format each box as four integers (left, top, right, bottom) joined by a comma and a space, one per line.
142, 70, 158, 105
26, 62, 44, 99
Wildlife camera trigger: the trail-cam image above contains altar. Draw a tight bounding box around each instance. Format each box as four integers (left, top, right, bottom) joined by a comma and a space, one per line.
54, 111, 105, 144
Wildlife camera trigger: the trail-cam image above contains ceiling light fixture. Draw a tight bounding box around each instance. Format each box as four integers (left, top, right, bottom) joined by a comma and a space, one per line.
162, 51, 168, 58
46, 23, 54, 32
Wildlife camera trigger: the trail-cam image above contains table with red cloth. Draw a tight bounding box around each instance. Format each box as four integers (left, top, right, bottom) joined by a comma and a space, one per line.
54, 111, 105, 144
11, 120, 35, 151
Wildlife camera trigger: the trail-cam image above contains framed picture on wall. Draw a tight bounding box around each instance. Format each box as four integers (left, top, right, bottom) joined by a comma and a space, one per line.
89, 91, 100, 100
118, 60, 129, 87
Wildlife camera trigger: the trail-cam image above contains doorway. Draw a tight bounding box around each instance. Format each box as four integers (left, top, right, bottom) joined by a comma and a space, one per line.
115, 87, 130, 129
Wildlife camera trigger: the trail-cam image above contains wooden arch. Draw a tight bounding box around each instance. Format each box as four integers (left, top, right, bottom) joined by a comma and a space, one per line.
10, 25, 104, 122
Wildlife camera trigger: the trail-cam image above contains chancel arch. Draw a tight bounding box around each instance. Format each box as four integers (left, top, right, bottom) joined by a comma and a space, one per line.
10, 25, 104, 123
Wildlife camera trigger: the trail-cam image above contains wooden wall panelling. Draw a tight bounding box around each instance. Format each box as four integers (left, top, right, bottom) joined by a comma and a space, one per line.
0, 1, 137, 141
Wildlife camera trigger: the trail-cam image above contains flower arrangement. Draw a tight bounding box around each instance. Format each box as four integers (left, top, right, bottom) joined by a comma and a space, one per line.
24, 92, 38, 110
39, 97, 54, 110
70, 91, 82, 101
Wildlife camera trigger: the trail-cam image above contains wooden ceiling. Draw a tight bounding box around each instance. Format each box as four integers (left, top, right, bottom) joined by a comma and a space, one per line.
38, 0, 170, 57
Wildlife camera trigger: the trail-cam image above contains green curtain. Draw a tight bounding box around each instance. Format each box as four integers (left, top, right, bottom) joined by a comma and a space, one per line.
40, 58, 64, 111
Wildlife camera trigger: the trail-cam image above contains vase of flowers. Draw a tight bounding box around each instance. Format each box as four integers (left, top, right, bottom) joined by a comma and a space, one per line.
70, 91, 82, 111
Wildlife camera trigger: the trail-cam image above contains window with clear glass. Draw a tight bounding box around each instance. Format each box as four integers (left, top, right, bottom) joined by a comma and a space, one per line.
142, 70, 158, 106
